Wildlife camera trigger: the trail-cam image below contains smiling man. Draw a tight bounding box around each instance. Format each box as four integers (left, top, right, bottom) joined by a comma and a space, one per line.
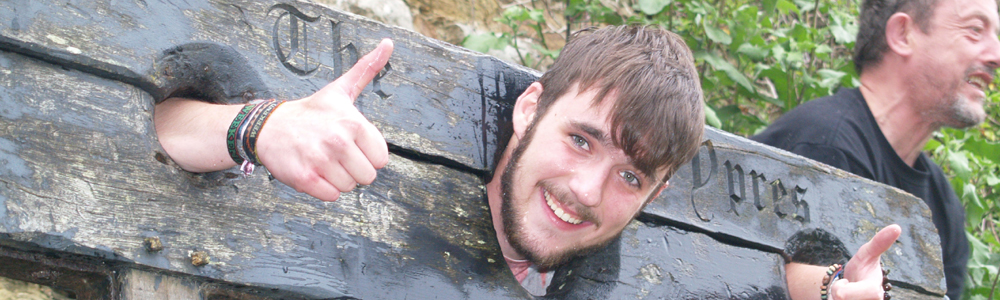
155, 25, 896, 299
483, 27, 704, 294
753, 0, 1000, 298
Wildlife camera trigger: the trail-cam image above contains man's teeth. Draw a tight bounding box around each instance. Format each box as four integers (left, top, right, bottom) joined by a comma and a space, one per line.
968, 77, 988, 89
545, 191, 582, 225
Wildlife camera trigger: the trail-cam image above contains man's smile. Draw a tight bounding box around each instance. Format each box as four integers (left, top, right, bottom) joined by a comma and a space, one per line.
544, 188, 583, 225
966, 74, 991, 92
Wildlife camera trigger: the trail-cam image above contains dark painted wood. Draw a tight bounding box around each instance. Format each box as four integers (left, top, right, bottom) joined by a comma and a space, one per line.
0, 0, 944, 299
641, 129, 946, 296
0, 0, 535, 173
0, 49, 523, 299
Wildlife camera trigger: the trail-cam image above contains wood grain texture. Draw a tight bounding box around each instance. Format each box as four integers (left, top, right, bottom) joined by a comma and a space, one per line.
0, 0, 945, 299
0, 0, 537, 172
642, 128, 945, 296
0, 50, 522, 298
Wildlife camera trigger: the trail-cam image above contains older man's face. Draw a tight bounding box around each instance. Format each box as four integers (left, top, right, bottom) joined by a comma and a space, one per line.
500, 85, 665, 269
911, 0, 1000, 128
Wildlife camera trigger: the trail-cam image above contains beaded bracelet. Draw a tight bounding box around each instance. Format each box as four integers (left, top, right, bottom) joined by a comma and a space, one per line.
819, 263, 893, 300
820, 263, 843, 300
882, 268, 892, 300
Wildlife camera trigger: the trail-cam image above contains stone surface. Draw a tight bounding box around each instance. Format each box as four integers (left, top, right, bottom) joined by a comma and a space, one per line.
312, 0, 415, 31
0, 276, 72, 300
0, 0, 944, 299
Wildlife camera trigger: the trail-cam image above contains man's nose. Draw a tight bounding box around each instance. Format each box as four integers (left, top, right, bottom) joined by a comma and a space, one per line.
568, 163, 607, 207
982, 32, 1000, 69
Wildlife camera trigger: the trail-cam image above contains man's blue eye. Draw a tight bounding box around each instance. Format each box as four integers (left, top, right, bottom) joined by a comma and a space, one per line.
620, 171, 640, 187
572, 135, 590, 150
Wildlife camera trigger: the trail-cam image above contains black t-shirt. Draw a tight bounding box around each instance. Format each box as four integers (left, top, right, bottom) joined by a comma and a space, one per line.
752, 88, 968, 299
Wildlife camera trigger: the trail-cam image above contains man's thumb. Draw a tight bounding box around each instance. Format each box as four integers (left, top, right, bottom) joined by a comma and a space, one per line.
332, 38, 393, 101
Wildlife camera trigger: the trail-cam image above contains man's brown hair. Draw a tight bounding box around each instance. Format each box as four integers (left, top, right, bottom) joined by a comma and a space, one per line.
854, 0, 939, 74
533, 25, 704, 181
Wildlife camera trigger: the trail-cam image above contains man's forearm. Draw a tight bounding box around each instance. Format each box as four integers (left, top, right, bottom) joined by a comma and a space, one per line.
786, 263, 828, 300
154, 97, 242, 172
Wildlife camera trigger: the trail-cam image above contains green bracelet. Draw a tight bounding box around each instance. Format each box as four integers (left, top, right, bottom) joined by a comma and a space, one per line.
226, 104, 255, 164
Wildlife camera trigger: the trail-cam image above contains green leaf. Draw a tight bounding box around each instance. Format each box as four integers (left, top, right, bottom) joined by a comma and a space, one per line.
715, 104, 743, 123
762, 0, 778, 14
924, 138, 942, 151
502, 6, 528, 21
736, 5, 759, 25
793, 0, 816, 11
528, 9, 546, 23
947, 150, 972, 180
829, 24, 853, 44
462, 33, 507, 53
531, 44, 560, 59
963, 183, 983, 209
695, 51, 754, 93
784, 51, 804, 69
638, 0, 672, 15
985, 173, 1000, 186
776, 0, 800, 15
815, 44, 832, 54
790, 24, 810, 42
704, 23, 732, 45
963, 139, 1000, 163
816, 69, 846, 81
736, 43, 769, 61
760, 66, 790, 107
705, 104, 722, 128
815, 69, 846, 89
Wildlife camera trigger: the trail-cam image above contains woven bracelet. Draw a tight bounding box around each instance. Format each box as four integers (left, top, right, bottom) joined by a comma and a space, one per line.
235, 101, 266, 167
226, 104, 256, 164
245, 100, 283, 165
236, 99, 282, 176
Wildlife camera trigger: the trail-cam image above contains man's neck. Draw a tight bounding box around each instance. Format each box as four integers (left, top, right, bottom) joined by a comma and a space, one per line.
858, 69, 938, 166
486, 142, 526, 262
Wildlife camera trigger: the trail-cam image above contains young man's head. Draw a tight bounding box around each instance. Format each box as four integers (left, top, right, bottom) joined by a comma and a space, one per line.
488, 25, 704, 269
855, 0, 1000, 128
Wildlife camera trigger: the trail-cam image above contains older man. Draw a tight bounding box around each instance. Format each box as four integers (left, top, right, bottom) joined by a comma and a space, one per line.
754, 0, 1000, 298
156, 25, 895, 299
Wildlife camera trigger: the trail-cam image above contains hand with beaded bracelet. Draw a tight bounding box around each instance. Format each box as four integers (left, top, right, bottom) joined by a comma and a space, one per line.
786, 224, 900, 300
155, 39, 394, 202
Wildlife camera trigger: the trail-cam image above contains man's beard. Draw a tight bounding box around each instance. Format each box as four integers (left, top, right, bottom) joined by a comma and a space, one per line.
498, 123, 617, 270
942, 93, 987, 128
936, 66, 990, 128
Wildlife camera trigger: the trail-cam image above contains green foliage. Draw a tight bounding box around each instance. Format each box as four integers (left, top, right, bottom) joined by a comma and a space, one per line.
470, 0, 1000, 297
462, 5, 559, 69
927, 87, 1000, 299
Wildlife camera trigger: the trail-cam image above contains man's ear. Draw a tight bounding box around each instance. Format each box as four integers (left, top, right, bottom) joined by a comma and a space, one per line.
512, 82, 543, 139
885, 12, 916, 57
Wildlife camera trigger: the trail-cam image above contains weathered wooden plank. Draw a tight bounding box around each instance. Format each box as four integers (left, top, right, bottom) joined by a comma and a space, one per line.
0, 50, 523, 298
610, 221, 789, 299
119, 269, 200, 300
0, 0, 946, 298
643, 129, 945, 296
0, 0, 535, 172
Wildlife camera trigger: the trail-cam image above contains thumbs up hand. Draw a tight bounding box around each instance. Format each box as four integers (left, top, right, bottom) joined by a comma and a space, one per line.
827, 224, 900, 300
257, 39, 394, 201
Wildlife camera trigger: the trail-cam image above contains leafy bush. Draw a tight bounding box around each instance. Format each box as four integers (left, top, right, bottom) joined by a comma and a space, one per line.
464, 0, 1000, 298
